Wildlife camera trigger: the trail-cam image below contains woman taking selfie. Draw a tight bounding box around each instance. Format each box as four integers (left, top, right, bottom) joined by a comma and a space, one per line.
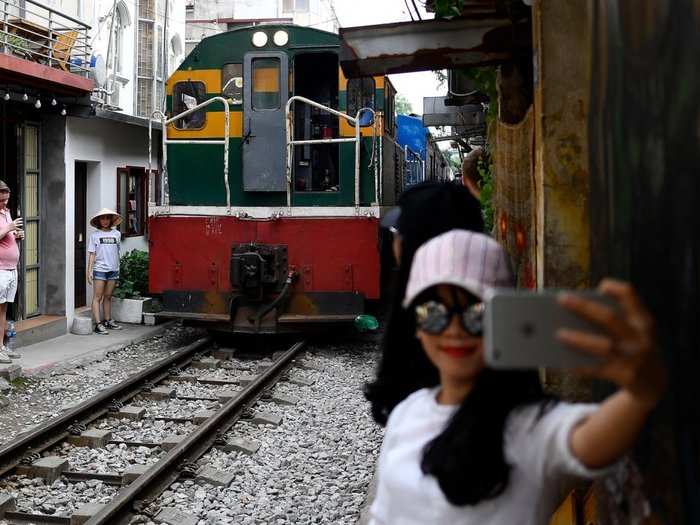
367, 230, 665, 524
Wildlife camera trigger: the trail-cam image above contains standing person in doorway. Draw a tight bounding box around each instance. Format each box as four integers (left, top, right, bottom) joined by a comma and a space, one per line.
87, 208, 123, 335
0, 180, 23, 362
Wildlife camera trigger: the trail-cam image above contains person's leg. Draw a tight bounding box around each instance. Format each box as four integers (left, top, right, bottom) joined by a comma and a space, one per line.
0, 302, 6, 349
92, 279, 106, 323
103, 279, 116, 321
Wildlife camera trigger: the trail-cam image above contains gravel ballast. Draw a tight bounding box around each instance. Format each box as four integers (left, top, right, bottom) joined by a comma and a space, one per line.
138, 341, 383, 525
0, 324, 201, 446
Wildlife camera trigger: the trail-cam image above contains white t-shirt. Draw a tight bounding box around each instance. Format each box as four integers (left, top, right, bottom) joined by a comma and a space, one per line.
369, 388, 614, 525
88, 229, 121, 272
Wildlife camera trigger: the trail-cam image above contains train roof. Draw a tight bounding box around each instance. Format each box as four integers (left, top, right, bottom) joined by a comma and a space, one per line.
180, 24, 341, 70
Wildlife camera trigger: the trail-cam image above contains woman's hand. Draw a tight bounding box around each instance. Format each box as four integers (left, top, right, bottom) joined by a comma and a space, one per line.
87, 272, 93, 285
557, 279, 666, 410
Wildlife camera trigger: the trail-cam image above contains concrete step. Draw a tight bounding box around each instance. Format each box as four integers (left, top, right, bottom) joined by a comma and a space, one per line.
15, 315, 67, 348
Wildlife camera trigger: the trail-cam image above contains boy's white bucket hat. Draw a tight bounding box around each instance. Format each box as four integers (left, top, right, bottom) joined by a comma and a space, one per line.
90, 208, 122, 229
403, 229, 514, 307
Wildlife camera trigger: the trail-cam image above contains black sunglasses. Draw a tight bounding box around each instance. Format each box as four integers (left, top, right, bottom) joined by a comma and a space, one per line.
415, 300, 485, 336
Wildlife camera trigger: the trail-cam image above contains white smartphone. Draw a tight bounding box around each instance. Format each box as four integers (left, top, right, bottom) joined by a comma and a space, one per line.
483, 289, 616, 369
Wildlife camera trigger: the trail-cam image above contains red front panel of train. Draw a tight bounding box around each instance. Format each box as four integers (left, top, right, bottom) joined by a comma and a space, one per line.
148, 216, 381, 299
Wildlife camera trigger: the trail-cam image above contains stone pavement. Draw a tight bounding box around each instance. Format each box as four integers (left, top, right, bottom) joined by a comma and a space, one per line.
5, 320, 177, 376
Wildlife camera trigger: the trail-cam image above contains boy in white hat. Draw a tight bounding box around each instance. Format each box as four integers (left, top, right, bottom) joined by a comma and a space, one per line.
87, 209, 123, 335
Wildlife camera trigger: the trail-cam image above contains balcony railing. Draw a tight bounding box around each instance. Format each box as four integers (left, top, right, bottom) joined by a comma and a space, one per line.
0, 0, 91, 77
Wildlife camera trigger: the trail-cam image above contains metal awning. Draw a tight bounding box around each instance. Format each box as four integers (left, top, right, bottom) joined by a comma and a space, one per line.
422, 97, 484, 127
339, 16, 530, 78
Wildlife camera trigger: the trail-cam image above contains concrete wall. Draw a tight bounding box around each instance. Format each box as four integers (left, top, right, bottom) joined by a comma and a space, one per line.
41, 116, 68, 318
89, 0, 187, 115
532, 0, 592, 289
64, 116, 156, 324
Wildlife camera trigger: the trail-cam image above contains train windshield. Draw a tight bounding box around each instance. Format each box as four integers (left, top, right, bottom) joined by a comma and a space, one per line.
252, 57, 281, 110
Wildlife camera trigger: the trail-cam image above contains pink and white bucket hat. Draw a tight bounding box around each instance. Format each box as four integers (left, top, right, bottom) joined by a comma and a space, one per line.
402, 229, 514, 307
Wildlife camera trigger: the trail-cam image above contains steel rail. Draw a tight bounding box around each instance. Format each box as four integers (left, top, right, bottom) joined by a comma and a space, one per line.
85, 340, 306, 525
0, 336, 212, 478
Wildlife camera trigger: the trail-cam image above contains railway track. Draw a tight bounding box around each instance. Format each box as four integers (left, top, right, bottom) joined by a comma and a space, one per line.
0, 337, 307, 525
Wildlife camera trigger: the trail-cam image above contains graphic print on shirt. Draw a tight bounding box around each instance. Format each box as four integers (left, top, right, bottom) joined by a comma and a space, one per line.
88, 229, 121, 272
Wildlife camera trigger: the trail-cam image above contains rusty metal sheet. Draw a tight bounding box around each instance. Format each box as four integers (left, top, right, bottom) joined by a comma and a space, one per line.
339, 17, 530, 78
422, 97, 484, 127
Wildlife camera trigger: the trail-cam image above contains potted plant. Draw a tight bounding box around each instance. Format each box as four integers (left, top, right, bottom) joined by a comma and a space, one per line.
2, 34, 32, 60
111, 250, 152, 324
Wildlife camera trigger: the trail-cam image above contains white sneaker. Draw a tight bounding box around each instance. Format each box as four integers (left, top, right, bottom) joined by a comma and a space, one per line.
0, 351, 11, 364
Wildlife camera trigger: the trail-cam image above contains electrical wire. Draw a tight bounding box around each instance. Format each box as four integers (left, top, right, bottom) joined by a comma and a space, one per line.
410, 0, 423, 20
403, 0, 416, 21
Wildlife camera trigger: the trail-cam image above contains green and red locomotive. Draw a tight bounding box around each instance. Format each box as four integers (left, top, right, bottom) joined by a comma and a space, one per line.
147, 24, 446, 333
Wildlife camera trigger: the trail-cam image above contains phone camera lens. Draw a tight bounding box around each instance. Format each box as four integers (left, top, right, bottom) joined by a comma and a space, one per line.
521, 322, 535, 337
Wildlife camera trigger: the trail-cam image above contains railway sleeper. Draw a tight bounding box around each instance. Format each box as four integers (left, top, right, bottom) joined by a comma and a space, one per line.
154, 507, 198, 525
15, 456, 68, 484
190, 357, 221, 370
142, 387, 176, 400
67, 430, 112, 449
215, 436, 261, 455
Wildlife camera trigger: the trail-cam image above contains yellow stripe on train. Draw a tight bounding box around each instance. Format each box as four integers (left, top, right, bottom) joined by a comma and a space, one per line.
167, 111, 244, 139
166, 69, 222, 95
338, 69, 385, 91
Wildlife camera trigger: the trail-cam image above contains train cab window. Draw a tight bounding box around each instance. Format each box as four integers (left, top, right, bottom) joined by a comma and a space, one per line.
252, 57, 281, 110
172, 81, 206, 129
222, 64, 243, 104
347, 77, 375, 122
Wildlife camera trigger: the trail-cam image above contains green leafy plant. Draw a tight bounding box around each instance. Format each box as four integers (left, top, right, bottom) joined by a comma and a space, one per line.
433, 0, 466, 18
114, 250, 149, 299
2, 34, 30, 56
395, 94, 413, 116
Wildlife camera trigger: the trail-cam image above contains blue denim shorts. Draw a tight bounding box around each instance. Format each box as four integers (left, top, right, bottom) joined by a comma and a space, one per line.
93, 270, 119, 281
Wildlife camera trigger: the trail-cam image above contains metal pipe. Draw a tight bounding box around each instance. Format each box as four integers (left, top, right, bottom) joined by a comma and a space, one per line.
105, 0, 117, 101
162, 113, 168, 207
354, 112, 361, 212
147, 110, 165, 205
161, 96, 232, 211
288, 138, 356, 145
285, 95, 359, 210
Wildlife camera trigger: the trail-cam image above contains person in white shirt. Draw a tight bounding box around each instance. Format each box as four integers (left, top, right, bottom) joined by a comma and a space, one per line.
87, 208, 123, 335
367, 229, 666, 525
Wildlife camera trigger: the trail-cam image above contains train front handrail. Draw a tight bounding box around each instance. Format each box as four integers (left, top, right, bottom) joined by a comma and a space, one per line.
285, 96, 376, 212
148, 96, 233, 212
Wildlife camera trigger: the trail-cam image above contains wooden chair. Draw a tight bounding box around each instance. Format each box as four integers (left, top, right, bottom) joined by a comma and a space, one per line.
51, 30, 77, 71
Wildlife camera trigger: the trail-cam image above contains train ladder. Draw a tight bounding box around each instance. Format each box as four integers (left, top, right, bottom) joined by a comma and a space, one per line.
148, 96, 233, 214
285, 96, 378, 215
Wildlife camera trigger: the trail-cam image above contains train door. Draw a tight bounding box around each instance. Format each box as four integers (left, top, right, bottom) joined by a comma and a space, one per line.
242, 52, 289, 191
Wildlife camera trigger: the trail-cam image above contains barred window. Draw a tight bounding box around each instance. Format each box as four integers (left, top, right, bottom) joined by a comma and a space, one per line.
347, 77, 375, 124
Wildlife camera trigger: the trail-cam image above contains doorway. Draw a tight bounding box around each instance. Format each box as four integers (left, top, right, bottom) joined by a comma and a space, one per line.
74, 162, 87, 308
292, 52, 339, 193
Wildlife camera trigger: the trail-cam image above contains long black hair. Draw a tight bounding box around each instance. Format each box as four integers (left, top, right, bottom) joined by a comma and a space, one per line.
371, 285, 553, 505
365, 183, 553, 505
366, 181, 484, 424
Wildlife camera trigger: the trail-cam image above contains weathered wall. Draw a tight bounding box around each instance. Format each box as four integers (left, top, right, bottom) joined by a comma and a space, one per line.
532, 0, 592, 289
65, 116, 153, 324
41, 115, 67, 317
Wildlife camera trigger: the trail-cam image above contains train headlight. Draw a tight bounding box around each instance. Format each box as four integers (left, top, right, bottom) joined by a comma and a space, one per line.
273, 30, 289, 46
252, 31, 268, 47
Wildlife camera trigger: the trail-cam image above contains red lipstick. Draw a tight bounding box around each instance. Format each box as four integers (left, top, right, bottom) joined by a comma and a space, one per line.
441, 346, 476, 358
